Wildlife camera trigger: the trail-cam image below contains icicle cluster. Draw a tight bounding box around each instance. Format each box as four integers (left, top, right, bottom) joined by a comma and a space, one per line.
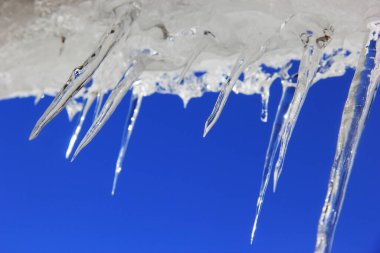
1, 1, 380, 252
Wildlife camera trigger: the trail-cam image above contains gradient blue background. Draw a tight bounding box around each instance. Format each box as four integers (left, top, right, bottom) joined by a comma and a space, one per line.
0, 69, 379, 252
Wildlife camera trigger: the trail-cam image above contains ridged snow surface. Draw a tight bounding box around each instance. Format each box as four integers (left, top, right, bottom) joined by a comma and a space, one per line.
1, 1, 379, 253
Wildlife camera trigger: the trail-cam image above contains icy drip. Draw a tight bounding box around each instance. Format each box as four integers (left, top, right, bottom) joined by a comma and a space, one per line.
65, 92, 96, 159
178, 31, 215, 85
29, 6, 137, 140
112, 92, 143, 195
72, 58, 145, 160
315, 23, 380, 253
203, 46, 266, 136
251, 29, 332, 244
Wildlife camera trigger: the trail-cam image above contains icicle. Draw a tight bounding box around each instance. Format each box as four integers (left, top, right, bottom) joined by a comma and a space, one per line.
178, 31, 215, 85
315, 23, 380, 253
250, 79, 296, 245
272, 30, 333, 190
203, 15, 296, 137
251, 26, 333, 245
112, 92, 143, 195
93, 91, 104, 121
72, 58, 145, 161
258, 71, 297, 208
34, 93, 45, 105
203, 46, 266, 137
65, 92, 96, 159
29, 7, 138, 140
260, 87, 270, 122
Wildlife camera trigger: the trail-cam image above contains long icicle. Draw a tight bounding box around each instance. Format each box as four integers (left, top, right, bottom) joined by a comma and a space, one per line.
29, 8, 137, 140
112, 92, 143, 195
65, 92, 97, 159
203, 46, 266, 137
272, 33, 333, 190
315, 23, 380, 253
177, 31, 215, 85
258, 69, 297, 208
72, 59, 144, 161
93, 91, 104, 122
251, 30, 332, 244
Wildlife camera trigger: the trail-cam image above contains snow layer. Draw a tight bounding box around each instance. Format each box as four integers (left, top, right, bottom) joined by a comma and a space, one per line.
0, 0, 377, 101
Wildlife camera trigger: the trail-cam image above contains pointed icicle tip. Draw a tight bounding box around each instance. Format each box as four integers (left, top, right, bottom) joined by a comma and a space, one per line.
29, 126, 41, 141
203, 124, 210, 138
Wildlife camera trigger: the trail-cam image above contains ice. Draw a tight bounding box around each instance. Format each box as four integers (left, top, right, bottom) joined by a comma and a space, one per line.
251, 16, 334, 244
65, 92, 97, 159
1, 0, 380, 252
177, 31, 216, 85
72, 57, 145, 160
112, 91, 143, 195
315, 22, 380, 253
28, 4, 139, 140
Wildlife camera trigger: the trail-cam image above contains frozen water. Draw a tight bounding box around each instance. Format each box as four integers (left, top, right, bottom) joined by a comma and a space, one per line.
1, 1, 380, 252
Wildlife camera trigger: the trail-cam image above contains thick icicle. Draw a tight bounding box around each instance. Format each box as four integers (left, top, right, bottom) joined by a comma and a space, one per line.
178, 31, 215, 85
315, 23, 380, 253
65, 92, 96, 159
29, 7, 137, 140
251, 27, 333, 244
203, 46, 266, 137
112, 92, 143, 195
272, 31, 333, 190
72, 59, 144, 160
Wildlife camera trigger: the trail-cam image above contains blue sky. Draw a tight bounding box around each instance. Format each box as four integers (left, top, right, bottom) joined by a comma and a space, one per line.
0, 69, 379, 253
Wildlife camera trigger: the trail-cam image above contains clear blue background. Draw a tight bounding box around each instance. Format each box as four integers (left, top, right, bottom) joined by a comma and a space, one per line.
0, 69, 379, 252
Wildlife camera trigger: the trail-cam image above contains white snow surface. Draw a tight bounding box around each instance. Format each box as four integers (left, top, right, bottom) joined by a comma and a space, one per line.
0, 0, 378, 101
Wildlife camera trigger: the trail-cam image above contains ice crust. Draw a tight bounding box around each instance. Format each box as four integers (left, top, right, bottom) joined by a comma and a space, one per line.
0, 0, 373, 101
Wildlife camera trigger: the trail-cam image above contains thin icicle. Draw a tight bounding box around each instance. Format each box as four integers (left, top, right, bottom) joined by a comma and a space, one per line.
251, 28, 333, 244
203, 46, 266, 137
251, 82, 296, 245
65, 92, 96, 159
315, 23, 380, 253
112, 92, 143, 195
260, 87, 270, 122
93, 91, 104, 121
72, 59, 145, 161
29, 7, 137, 140
178, 31, 215, 85
257, 69, 297, 212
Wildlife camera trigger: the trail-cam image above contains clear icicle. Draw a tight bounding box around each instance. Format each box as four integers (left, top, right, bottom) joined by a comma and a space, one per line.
259, 74, 297, 203
315, 23, 380, 253
72, 59, 144, 161
251, 30, 332, 244
112, 93, 143, 195
178, 31, 215, 84
29, 9, 136, 140
272, 32, 333, 191
93, 92, 104, 121
204, 46, 266, 137
260, 87, 270, 122
65, 92, 96, 159
251, 83, 296, 245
